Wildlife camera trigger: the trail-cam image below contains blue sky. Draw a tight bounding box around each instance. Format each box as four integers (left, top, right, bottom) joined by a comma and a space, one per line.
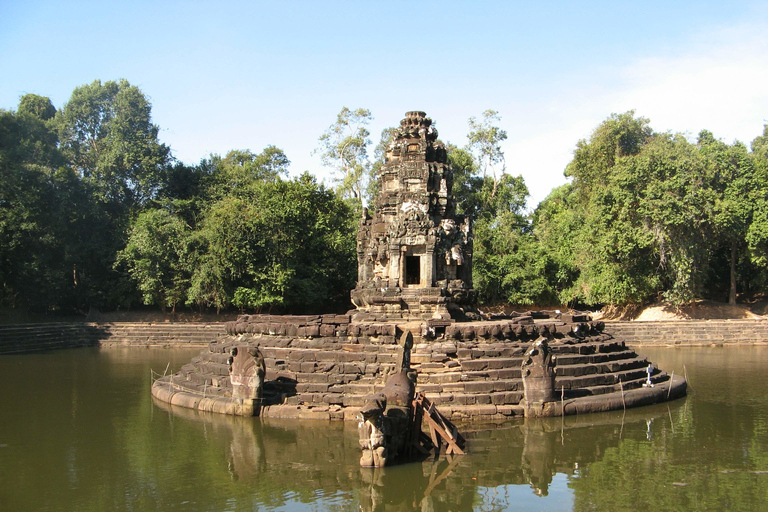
2, 1, 767, 207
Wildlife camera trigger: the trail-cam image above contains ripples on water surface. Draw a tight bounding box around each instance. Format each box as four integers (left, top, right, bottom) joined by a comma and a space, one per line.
0, 345, 766, 511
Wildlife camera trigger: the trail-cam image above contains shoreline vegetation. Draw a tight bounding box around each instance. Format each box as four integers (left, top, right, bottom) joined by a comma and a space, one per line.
3, 81, 768, 319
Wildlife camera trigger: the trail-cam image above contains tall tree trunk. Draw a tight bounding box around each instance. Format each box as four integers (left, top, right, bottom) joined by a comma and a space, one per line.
729, 241, 737, 305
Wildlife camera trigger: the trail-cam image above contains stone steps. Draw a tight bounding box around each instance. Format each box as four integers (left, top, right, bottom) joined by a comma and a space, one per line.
554, 349, 642, 365
143, 315, 693, 420
426, 390, 524, 407
0, 323, 103, 354
458, 357, 524, 371
98, 323, 224, 346
455, 368, 523, 381
570, 371, 671, 397
556, 366, 650, 391
607, 320, 768, 345
157, 331, 658, 414
554, 356, 649, 377
155, 322, 678, 412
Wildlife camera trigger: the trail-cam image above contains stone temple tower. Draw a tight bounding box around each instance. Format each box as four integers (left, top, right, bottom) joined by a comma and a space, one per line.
351, 111, 476, 321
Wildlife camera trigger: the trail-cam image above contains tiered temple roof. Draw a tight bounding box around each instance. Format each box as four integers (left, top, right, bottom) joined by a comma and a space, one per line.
351, 111, 476, 321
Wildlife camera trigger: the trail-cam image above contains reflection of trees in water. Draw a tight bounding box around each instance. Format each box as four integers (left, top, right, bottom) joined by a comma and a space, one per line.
461, 405, 677, 499
570, 398, 768, 512
156, 396, 677, 510
356, 407, 675, 511
567, 348, 768, 512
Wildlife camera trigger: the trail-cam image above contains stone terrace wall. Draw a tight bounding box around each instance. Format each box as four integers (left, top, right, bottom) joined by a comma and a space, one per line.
607, 319, 768, 345
0, 323, 103, 354
97, 322, 225, 347
4, 319, 768, 355
0, 322, 226, 354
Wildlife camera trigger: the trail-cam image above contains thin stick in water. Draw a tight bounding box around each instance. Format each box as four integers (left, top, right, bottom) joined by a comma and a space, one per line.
561, 386, 565, 418
667, 371, 674, 399
619, 380, 626, 410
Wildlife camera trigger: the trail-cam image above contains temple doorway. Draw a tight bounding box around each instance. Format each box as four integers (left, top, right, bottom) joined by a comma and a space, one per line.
405, 255, 421, 286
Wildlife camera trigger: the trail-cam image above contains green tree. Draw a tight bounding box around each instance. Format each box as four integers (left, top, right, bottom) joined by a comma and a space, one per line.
453, 111, 547, 306
745, 125, 768, 285
205, 147, 290, 201
18, 94, 56, 121
542, 112, 661, 306
368, 126, 397, 201
0, 105, 65, 309
623, 133, 713, 304
156, 146, 292, 230
448, 145, 484, 220
466, 109, 508, 199
698, 131, 756, 304
115, 209, 191, 312
53, 79, 173, 310
187, 173, 356, 313
56, 79, 171, 210
0, 95, 114, 312
537, 112, 766, 307
316, 107, 373, 206
155, 160, 214, 227
531, 184, 581, 305
471, 174, 553, 305
565, 111, 653, 194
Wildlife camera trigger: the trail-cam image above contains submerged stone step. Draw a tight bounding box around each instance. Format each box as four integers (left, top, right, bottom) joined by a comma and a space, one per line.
566, 370, 671, 398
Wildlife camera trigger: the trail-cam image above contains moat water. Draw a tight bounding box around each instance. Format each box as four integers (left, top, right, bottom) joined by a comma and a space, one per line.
1, 345, 766, 512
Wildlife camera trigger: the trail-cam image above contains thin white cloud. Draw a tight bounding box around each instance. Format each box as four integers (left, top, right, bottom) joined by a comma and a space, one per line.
616, 25, 768, 143
505, 19, 768, 209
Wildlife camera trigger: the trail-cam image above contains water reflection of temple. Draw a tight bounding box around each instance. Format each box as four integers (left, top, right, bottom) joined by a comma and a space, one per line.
153, 396, 679, 510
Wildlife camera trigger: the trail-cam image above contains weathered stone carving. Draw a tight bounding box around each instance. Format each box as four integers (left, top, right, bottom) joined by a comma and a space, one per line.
358, 329, 419, 467
358, 393, 389, 468
227, 346, 266, 400
521, 337, 557, 404
351, 111, 476, 320
357, 369, 418, 468
395, 329, 414, 370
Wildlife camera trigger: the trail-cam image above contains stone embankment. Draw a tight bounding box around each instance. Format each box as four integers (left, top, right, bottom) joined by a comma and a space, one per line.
96, 322, 225, 347
3, 319, 767, 355
607, 319, 768, 345
0, 323, 103, 354
0, 322, 225, 354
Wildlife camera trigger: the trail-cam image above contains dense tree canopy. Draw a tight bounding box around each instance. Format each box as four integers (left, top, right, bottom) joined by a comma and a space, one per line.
2, 82, 768, 316
0, 102, 67, 309
1, 82, 358, 316
438, 112, 550, 307
115, 209, 191, 313
56, 79, 171, 210
184, 172, 355, 313
535, 112, 768, 307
